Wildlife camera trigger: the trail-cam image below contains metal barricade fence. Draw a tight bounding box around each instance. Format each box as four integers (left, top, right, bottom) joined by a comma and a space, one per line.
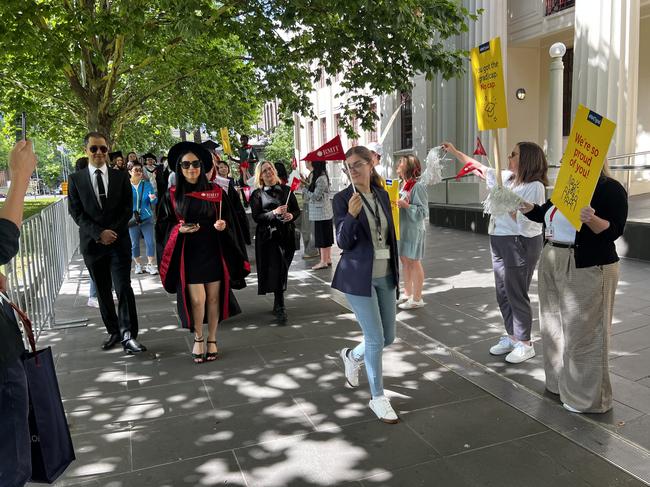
3, 197, 80, 339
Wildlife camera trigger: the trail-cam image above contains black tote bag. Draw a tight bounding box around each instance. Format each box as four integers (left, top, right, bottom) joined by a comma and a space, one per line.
4, 297, 75, 483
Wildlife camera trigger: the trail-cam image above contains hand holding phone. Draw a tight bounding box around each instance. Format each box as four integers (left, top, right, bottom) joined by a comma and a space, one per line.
179, 223, 200, 234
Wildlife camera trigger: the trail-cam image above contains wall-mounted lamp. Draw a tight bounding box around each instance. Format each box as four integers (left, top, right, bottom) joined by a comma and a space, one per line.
516, 88, 526, 100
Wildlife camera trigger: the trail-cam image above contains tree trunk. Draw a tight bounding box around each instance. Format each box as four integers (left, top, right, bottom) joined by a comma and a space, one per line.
193, 129, 202, 143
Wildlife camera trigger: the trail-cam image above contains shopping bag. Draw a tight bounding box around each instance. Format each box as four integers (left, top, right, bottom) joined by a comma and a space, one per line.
2, 295, 75, 483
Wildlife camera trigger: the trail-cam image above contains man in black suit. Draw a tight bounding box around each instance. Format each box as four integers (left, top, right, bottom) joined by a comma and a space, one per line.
68, 132, 146, 353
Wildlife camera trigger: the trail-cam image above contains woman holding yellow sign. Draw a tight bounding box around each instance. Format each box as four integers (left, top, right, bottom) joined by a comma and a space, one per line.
442, 141, 547, 364
520, 163, 628, 414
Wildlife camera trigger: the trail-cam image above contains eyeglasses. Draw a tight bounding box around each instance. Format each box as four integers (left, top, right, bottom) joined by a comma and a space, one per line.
181, 160, 201, 169
89, 145, 109, 154
131, 168, 143, 173
343, 161, 368, 174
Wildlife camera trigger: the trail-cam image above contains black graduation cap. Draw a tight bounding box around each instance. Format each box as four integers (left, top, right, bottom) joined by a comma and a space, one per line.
201, 140, 220, 152
109, 151, 123, 161
142, 152, 157, 162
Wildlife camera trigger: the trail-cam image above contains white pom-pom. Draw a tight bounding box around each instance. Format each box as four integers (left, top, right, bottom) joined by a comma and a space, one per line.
421, 146, 445, 185
483, 186, 523, 216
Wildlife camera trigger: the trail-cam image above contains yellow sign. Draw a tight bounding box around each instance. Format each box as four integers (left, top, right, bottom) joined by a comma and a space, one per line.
470, 37, 508, 130
385, 179, 400, 240
220, 128, 233, 156
61, 181, 68, 195
551, 104, 616, 230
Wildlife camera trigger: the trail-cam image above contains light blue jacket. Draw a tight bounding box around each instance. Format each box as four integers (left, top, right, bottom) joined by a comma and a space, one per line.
131, 180, 157, 221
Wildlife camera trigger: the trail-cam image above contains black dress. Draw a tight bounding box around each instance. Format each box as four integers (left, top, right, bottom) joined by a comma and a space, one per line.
250, 185, 301, 294
182, 187, 224, 284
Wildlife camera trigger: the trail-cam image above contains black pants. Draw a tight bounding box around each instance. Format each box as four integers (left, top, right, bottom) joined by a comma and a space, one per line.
0, 357, 31, 486
84, 244, 139, 338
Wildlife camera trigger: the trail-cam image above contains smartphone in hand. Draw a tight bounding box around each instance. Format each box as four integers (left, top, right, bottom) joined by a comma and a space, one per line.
15, 112, 26, 142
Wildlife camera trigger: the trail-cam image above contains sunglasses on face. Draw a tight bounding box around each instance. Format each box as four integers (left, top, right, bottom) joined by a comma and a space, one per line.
181, 160, 201, 169
89, 145, 109, 154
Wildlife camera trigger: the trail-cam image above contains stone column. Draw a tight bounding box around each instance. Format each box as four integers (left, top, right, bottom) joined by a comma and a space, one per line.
572, 0, 640, 157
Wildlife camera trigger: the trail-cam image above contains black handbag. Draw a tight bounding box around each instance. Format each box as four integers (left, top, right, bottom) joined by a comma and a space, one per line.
128, 181, 146, 227
3, 296, 76, 483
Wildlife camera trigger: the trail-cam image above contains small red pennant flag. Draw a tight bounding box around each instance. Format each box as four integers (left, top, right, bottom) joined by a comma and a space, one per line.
473, 137, 487, 156
455, 161, 487, 181
303, 135, 345, 162
289, 177, 301, 192
186, 189, 223, 202
291, 156, 298, 170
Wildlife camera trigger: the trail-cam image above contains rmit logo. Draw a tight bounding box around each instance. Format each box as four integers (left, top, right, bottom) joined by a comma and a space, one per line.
587, 110, 603, 127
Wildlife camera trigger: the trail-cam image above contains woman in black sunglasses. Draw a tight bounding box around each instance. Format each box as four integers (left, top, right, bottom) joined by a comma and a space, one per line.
159, 142, 250, 364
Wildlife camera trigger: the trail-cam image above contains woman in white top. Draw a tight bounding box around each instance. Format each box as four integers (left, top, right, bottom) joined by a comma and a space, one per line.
442, 141, 548, 364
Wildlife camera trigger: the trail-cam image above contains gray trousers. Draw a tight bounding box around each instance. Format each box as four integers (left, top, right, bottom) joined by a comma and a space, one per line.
300, 203, 317, 256
538, 245, 619, 412
490, 234, 543, 341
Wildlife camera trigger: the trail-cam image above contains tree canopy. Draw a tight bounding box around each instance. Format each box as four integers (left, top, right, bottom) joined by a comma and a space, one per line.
0, 0, 478, 151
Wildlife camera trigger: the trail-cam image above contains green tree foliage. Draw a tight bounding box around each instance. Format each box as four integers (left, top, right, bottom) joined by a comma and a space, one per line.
0, 0, 478, 147
263, 123, 295, 166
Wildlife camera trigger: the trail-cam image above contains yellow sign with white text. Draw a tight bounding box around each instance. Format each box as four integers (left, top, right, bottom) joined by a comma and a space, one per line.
385, 179, 400, 240
220, 128, 233, 156
470, 37, 508, 130
550, 104, 616, 230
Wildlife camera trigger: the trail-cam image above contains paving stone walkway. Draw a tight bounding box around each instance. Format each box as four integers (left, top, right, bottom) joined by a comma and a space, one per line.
33, 223, 650, 486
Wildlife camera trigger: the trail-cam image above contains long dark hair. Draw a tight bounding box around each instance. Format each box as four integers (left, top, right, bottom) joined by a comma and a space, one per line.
516, 142, 549, 186
309, 161, 330, 192
344, 146, 383, 188
174, 150, 214, 220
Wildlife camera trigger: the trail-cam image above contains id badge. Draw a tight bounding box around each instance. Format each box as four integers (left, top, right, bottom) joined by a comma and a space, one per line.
545, 224, 554, 239
375, 248, 390, 260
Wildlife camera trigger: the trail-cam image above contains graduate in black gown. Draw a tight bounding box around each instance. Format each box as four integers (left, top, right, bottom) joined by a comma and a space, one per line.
159, 142, 250, 363
216, 159, 251, 245
250, 161, 300, 323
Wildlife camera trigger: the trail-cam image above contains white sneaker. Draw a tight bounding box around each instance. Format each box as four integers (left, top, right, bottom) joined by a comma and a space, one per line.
563, 403, 583, 413
339, 348, 362, 387
489, 336, 515, 355
146, 263, 158, 275
396, 294, 411, 304
369, 396, 399, 424
134, 263, 143, 274
87, 297, 99, 308
505, 341, 536, 364
398, 298, 425, 309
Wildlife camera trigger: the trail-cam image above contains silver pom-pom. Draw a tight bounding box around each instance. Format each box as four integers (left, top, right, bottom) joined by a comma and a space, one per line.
483, 186, 524, 216
421, 146, 446, 185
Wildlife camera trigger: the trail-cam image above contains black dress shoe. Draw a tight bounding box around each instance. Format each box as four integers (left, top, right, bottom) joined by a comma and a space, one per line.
122, 337, 147, 354
101, 333, 121, 350
275, 307, 287, 325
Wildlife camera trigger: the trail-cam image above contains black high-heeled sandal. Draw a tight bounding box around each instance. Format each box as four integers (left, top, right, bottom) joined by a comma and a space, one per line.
192, 336, 205, 364
206, 340, 219, 361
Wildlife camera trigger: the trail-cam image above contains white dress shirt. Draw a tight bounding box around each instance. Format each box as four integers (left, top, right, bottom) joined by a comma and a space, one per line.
88, 163, 109, 208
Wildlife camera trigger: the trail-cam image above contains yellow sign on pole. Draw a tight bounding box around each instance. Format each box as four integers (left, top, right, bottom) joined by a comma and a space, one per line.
220, 128, 233, 156
470, 37, 509, 131
61, 181, 68, 195
550, 104, 616, 230
385, 179, 400, 240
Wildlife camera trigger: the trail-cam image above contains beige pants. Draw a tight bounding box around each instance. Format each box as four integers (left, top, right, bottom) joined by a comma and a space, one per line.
538, 244, 619, 413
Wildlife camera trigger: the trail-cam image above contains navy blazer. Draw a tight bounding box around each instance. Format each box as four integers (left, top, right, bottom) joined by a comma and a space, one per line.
331, 184, 399, 297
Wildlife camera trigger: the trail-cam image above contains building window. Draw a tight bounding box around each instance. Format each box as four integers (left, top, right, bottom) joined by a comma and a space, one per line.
400, 92, 413, 150
307, 121, 314, 151
368, 103, 378, 142
562, 47, 574, 137
333, 113, 341, 136
320, 117, 327, 144
351, 118, 359, 147
545, 0, 575, 16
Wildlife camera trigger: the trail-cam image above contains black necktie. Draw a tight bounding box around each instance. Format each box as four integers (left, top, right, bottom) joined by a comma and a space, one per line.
95, 169, 107, 209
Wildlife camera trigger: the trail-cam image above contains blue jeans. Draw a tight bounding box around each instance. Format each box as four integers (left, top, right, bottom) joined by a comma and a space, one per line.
128, 220, 155, 259
344, 275, 397, 397
89, 275, 97, 298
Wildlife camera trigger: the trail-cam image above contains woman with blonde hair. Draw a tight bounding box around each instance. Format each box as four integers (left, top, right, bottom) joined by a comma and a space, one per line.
396, 154, 429, 309
250, 161, 301, 323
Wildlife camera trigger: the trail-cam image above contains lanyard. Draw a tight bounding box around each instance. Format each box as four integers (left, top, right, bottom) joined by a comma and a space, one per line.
549, 206, 558, 223
358, 190, 384, 243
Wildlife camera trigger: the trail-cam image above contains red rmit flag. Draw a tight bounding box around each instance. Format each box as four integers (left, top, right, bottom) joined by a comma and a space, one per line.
186, 189, 222, 202
473, 137, 487, 156
289, 177, 301, 192
303, 135, 345, 162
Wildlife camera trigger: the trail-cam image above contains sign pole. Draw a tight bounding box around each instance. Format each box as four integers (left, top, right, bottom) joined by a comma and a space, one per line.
492, 129, 503, 187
